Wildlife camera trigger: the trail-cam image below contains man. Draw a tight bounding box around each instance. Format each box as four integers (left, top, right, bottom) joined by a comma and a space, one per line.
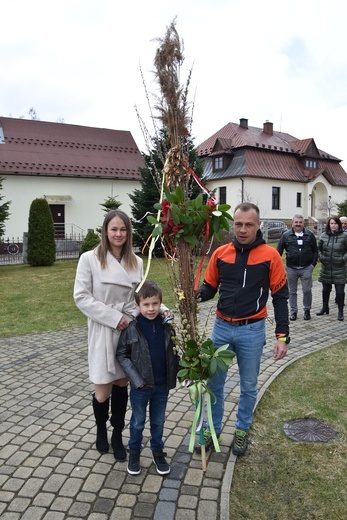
195, 203, 289, 456
277, 214, 318, 321
340, 216, 347, 232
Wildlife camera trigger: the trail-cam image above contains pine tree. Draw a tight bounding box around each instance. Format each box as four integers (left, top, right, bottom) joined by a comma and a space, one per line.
336, 200, 347, 217
99, 196, 122, 215
130, 131, 204, 255
27, 198, 56, 266
0, 176, 11, 240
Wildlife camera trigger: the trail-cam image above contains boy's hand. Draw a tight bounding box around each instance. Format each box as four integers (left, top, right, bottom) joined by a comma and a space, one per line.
116, 317, 129, 331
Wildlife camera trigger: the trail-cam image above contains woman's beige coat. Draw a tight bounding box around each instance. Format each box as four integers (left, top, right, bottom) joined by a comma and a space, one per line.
74, 249, 143, 384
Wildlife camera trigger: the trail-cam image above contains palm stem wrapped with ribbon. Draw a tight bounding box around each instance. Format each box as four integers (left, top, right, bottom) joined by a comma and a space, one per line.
138, 19, 234, 470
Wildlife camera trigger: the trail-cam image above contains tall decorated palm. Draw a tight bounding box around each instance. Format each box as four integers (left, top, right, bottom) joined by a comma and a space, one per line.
141, 20, 234, 470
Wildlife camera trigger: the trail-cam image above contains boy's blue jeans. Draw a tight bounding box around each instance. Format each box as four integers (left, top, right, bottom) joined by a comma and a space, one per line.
129, 385, 168, 451
207, 316, 266, 433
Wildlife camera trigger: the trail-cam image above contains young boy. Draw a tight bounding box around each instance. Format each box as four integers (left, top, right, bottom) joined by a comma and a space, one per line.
116, 281, 179, 475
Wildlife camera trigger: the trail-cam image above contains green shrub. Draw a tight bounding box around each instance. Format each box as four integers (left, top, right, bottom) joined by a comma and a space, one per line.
79, 229, 100, 256
27, 198, 56, 266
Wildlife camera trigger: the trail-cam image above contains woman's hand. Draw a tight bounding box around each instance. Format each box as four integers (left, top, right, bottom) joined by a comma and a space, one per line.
116, 317, 129, 331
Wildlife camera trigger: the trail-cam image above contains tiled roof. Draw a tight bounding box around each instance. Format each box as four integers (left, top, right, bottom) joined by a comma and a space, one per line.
197, 121, 339, 160
0, 117, 145, 180
197, 120, 347, 186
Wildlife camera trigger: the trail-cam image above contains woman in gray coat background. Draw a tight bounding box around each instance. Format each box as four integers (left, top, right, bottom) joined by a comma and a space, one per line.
316, 216, 347, 321
74, 210, 143, 461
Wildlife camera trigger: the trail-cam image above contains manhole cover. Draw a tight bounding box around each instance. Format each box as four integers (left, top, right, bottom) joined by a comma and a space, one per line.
283, 418, 339, 442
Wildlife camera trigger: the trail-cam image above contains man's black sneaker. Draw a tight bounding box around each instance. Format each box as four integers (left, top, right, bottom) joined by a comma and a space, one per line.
194, 430, 221, 454
152, 450, 170, 475
127, 449, 141, 475
232, 429, 248, 456
290, 312, 297, 321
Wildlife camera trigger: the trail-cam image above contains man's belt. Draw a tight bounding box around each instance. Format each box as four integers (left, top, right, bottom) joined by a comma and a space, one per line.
220, 317, 264, 327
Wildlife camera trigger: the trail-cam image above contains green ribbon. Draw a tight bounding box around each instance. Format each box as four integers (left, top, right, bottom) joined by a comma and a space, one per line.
187, 381, 221, 453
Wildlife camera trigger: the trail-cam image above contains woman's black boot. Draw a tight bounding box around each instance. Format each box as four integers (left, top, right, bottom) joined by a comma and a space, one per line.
336, 294, 344, 321
110, 385, 128, 461
92, 394, 110, 454
316, 289, 330, 315
316, 306, 329, 316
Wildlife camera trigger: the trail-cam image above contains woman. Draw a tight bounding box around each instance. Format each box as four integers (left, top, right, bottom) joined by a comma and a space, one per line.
316, 216, 347, 321
74, 210, 143, 461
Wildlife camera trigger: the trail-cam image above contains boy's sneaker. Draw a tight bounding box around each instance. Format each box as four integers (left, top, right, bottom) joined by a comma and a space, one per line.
232, 429, 248, 456
127, 449, 141, 475
194, 430, 221, 454
152, 450, 170, 475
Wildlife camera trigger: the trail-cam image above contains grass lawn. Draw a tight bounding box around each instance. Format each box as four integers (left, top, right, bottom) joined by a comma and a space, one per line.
0, 257, 178, 336
0, 242, 319, 336
229, 341, 347, 519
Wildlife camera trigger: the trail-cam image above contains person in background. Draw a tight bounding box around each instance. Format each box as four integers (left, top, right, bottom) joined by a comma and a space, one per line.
195, 203, 289, 457
277, 214, 318, 321
117, 281, 179, 476
339, 216, 347, 232
316, 216, 347, 321
74, 210, 143, 462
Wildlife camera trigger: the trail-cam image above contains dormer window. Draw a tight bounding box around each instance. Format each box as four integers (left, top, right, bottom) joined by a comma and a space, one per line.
305, 159, 317, 169
214, 156, 223, 171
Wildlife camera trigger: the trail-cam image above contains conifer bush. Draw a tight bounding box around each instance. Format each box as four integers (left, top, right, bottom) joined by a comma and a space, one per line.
27, 198, 56, 266
79, 229, 100, 256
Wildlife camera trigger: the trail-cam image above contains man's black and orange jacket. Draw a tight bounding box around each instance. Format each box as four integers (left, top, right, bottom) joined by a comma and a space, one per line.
199, 232, 289, 337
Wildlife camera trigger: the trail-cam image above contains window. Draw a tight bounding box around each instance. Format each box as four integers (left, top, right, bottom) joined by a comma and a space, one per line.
214, 156, 223, 170
305, 159, 317, 168
272, 187, 280, 210
296, 192, 302, 207
219, 186, 226, 205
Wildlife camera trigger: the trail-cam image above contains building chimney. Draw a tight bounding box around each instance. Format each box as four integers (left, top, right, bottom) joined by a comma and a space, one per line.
239, 118, 248, 129
263, 121, 273, 135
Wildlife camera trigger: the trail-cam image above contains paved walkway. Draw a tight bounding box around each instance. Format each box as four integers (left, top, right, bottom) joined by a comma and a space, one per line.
0, 281, 342, 520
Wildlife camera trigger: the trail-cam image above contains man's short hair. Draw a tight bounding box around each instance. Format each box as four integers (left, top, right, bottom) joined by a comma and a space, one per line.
234, 202, 260, 219
135, 281, 162, 304
292, 213, 304, 220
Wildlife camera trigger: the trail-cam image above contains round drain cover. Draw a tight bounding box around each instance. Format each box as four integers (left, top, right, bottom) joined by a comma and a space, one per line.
283, 418, 339, 442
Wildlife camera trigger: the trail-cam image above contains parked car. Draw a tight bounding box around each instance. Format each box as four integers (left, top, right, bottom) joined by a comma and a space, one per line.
261, 220, 289, 240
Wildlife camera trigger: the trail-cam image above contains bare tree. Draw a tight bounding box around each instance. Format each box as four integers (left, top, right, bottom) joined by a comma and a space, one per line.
317, 197, 337, 218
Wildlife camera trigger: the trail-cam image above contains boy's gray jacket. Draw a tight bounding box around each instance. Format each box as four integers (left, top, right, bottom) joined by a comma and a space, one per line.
116, 319, 179, 390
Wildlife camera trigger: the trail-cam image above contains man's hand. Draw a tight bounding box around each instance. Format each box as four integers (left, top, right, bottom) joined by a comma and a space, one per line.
273, 339, 288, 360
194, 289, 202, 302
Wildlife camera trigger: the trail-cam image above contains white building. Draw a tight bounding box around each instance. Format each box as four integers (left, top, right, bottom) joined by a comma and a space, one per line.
0, 117, 144, 239
197, 118, 347, 226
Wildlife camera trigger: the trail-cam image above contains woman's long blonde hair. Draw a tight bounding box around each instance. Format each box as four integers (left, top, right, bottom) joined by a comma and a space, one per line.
96, 210, 139, 271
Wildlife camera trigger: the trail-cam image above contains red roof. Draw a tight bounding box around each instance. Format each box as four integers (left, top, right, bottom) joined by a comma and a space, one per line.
0, 117, 145, 180
197, 120, 347, 186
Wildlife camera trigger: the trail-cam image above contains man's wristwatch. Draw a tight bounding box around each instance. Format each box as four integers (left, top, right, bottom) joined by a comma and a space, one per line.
277, 336, 290, 345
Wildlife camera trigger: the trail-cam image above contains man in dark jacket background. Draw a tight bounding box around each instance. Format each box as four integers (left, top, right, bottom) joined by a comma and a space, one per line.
277, 213, 318, 321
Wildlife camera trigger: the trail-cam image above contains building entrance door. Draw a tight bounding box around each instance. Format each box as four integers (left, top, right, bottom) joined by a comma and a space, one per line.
49, 204, 65, 237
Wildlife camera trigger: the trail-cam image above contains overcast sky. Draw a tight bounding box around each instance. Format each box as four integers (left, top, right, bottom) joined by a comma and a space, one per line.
1, 0, 346, 165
